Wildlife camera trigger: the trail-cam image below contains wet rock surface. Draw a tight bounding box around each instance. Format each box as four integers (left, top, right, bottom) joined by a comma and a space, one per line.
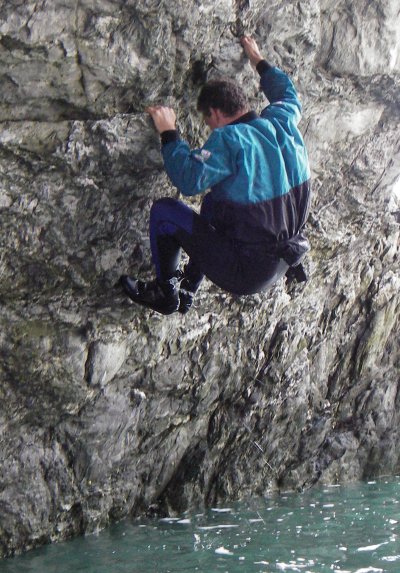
0, 0, 399, 557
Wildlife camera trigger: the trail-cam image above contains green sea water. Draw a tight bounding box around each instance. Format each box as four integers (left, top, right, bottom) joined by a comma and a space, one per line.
2, 477, 400, 573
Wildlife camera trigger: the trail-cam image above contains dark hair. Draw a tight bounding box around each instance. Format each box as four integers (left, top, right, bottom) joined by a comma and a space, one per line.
197, 79, 248, 117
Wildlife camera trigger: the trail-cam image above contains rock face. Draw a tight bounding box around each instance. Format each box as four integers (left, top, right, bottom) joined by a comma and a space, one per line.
0, 0, 399, 558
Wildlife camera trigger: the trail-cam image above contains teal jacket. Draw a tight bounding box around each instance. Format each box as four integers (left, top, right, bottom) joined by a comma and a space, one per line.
161, 61, 311, 265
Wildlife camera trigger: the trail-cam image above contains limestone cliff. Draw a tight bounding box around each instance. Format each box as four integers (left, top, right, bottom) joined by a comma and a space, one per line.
0, 0, 399, 557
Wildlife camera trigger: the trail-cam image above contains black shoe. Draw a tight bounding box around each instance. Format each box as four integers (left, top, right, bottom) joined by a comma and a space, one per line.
178, 278, 197, 314
119, 275, 180, 315
178, 288, 195, 314
285, 263, 308, 285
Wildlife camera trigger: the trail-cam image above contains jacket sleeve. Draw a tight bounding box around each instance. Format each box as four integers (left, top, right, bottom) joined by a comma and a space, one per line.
256, 60, 302, 125
161, 129, 234, 196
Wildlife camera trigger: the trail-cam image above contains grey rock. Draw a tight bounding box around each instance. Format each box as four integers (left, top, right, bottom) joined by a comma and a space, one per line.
0, 0, 399, 558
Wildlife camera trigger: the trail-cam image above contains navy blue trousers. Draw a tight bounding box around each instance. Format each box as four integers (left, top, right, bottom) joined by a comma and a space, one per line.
149, 194, 288, 296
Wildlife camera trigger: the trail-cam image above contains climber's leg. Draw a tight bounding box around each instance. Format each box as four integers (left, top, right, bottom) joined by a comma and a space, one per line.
119, 198, 195, 315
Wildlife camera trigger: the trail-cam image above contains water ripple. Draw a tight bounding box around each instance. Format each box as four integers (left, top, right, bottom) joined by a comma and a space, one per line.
2, 477, 400, 573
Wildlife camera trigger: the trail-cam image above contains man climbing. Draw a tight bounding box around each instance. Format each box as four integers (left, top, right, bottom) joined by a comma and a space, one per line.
120, 36, 311, 315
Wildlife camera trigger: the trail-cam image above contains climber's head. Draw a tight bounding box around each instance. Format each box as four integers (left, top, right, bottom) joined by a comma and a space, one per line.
197, 79, 248, 129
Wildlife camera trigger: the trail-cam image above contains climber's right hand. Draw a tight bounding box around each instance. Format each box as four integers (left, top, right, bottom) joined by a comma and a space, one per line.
146, 106, 176, 134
